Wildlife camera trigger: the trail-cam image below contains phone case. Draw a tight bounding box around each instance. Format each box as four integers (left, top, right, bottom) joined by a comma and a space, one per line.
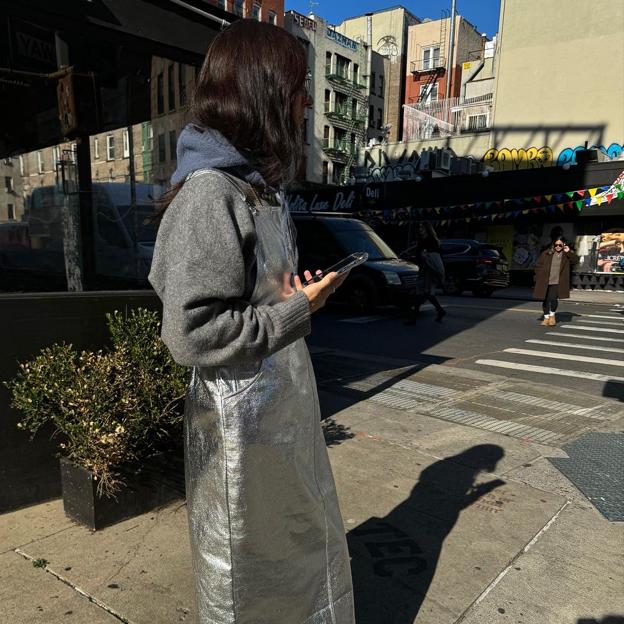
302, 252, 368, 286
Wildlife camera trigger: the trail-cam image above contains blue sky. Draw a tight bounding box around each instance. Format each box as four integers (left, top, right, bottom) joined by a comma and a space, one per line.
285, 0, 502, 38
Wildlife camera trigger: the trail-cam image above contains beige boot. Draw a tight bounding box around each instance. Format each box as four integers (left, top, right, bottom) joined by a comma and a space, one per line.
540, 316, 550, 326
548, 314, 556, 326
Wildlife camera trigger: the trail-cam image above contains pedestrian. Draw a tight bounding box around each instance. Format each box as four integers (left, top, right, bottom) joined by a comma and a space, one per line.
533, 236, 578, 326
148, 20, 354, 624
406, 222, 446, 323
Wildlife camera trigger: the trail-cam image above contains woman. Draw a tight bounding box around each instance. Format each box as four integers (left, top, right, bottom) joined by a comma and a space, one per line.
148, 20, 354, 624
407, 222, 446, 323
533, 237, 578, 326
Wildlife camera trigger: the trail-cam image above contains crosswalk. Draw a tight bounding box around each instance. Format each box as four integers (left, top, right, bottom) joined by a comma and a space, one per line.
476, 308, 624, 389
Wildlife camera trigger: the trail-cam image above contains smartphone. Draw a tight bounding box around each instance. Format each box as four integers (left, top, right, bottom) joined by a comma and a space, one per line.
302, 252, 368, 286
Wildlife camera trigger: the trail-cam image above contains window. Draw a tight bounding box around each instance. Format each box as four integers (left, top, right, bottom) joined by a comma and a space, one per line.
52, 146, 61, 169
324, 89, 331, 111
234, 0, 243, 16
325, 51, 332, 74
323, 125, 330, 144
322, 161, 329, 184
106, 135, 115, 160
419, 82, 438, 103
353, 63, 359, 84
19, 155, 25, 175
335, 55, 349, 79
218, 0, 226, 9
179, 64, 187, 106
168, 65, 175, 111
379, 74, 384, 97
144, 124, 153, 151
377, 108, 383, 129
370, 71, 376, 93
252, 3, 261, 20
369, 104, 374, 127
351, 99, 358, 119
268, 11, 277, 25
123, 129, 130, 158
37, 151, 44, 173
422, 46, 441, 70
158, 133, 166, 163
467, 114, 488, 131
5, 176, 13, 192
332, 163, 345, 185
157, 73, 164, 114
94, 138, 100, 160
169, 130, 177, 161
7, 204, 15, 220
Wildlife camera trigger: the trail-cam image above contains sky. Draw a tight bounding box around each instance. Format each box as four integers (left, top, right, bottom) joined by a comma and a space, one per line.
285, 0, 502, 39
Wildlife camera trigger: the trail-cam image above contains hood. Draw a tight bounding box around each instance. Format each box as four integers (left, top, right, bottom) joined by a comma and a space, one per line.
171, 124, 266, 187
365, 258, 420, 273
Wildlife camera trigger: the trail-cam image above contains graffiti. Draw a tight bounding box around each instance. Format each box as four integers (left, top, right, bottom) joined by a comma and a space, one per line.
482, 146, 554, 171
556, 142, 624, 166
483, 142, 624, 171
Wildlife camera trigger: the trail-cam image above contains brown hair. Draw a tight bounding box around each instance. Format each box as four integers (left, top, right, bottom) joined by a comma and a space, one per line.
193, 19, 307, 186
155, 19, 308, 216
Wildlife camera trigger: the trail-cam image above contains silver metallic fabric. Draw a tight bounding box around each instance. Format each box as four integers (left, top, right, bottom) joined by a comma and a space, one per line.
183, 172, 354, 623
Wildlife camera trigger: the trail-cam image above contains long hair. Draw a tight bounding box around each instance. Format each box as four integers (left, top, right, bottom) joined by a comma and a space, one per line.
194, 19, 307, 185
157, 20, 308, 215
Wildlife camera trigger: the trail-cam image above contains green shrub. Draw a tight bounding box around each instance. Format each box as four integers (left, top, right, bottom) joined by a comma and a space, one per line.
4, 308, 189, 499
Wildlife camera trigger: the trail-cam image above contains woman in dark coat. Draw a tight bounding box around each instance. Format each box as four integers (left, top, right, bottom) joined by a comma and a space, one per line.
533, 237, 578, 326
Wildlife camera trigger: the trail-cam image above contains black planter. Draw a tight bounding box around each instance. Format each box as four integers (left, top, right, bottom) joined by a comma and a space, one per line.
60, 450, 185, 530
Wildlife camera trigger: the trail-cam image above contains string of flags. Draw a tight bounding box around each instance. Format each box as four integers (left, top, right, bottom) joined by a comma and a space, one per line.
367, 180, 624, 226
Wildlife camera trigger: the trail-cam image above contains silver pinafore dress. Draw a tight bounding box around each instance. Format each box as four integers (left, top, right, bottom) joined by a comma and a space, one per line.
183, 171, 355, 624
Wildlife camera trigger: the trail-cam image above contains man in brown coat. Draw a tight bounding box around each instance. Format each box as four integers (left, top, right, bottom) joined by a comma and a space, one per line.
533, 237, 578, 326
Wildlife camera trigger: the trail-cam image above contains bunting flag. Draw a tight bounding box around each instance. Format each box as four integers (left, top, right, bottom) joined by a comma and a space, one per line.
588, 188, 598, 197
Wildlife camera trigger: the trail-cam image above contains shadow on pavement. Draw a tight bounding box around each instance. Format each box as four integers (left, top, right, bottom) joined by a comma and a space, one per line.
603, 380, 624, 402
347, 444, 505, 624
577, 617, 624, 624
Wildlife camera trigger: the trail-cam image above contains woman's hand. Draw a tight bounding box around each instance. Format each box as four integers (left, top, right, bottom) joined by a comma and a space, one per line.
293, 270, 349, 313
563, 245, 570, 253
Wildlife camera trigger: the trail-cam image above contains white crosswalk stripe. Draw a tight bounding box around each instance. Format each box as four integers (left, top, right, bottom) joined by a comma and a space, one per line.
583, 314, 624, 320
575, 319, 623, 327
560, 324, 624, 334
504, 348, 624, 367
525, 339, 624, 354
547, 331, 624, 343
476, 360, 624, 383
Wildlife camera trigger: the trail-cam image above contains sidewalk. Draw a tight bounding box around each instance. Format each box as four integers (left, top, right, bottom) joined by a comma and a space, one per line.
489, 286, 624, 306
1, 353, 623, 624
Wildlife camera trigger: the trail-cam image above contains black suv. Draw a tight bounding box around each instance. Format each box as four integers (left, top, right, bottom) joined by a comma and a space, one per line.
291, 214, 420, 310
437, 239, 510, 296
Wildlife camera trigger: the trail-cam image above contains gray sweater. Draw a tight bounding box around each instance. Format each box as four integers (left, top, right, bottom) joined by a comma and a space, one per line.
148, 173, 312, 368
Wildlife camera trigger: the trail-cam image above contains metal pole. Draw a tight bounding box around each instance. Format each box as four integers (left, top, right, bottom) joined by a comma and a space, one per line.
445, 0, 457, 123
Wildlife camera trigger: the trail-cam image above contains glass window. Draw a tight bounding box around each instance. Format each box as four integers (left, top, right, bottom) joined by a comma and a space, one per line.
7, 204, 15, 220
325, 51, 332, 74
332, 225, 397, 260
169, 130, 177, 161
106, 135, 115, 160
370, 71, 376, 92
322, 161, 328, 184
94, 138, 100, 160
268, 11, 277, 25
167, 64, 175, 111
234, 0, 244, 16
252, 3, 261, 20
379, 74, 384, 97
37, 151, 44, 173
157, 73, 164, 114
19, 155, 25, 176
5, 176, 13, 192
218, 0, 226, 9
369, 104, 374, 126
158, 133, 166, 163
122, 130, 130, 158
419, 82, 438, 103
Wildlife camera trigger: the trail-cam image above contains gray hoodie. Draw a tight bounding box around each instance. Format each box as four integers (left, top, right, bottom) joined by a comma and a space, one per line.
148, 127, 311, 368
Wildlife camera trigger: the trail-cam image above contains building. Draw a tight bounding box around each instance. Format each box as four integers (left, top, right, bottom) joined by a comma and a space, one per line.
337, 6, 420, 143
208, 0, 283, 25
285, 11, 385, 185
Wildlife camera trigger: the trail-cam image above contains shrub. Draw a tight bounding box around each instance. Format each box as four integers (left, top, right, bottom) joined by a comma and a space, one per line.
4, 308, 189, 498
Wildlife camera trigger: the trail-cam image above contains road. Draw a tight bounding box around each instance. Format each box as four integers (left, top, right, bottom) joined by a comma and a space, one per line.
308, 295, 624, 403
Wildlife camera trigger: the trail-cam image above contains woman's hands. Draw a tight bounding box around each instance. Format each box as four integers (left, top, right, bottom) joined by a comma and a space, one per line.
293, 270, 349, 313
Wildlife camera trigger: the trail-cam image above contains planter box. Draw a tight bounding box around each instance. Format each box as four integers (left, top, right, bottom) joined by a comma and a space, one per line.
60, 450, 184, 530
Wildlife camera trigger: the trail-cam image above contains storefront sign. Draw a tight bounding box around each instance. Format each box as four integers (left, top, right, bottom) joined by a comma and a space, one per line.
596, 232, 624, 273
287, 190, 356, 213
291, 11, 317, 31
326, 28, 358, 51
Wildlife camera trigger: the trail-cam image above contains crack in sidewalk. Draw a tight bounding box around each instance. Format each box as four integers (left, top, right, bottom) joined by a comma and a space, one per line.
13, 548, 134, 624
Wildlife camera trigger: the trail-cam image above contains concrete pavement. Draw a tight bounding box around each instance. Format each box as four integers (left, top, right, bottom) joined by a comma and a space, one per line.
1, 353, 623, 624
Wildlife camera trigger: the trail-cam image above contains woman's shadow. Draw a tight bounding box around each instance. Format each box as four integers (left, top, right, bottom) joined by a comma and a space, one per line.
348, 444, 505, 624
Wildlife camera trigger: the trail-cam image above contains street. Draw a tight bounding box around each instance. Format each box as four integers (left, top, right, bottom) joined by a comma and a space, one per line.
310, 295, 624, 402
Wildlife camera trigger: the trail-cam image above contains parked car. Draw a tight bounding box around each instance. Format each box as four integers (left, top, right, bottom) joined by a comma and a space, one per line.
291, 213, 420, 310
438, 239, 510, 296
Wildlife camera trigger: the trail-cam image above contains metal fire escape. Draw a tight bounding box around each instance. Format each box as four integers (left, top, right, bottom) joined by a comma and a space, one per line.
411, 11, 448, 105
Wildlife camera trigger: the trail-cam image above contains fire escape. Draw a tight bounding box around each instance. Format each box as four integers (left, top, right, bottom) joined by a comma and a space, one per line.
410, 13, 448, 104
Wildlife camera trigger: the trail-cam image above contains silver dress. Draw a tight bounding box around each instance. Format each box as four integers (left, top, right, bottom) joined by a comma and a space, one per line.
182, 172, 355, 624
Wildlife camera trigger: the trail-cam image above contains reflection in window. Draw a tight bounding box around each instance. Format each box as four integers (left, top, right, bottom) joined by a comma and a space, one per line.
106, 135, 115, 161
158, 134, 166, 163
157, 73, 164, 114
168, 64, 175, 111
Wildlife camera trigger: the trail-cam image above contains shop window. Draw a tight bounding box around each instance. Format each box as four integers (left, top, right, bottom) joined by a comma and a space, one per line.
168, 64, 175, 111
157, 73, 164, 114
123, 130, 130, 158
106, 135, 115, 161
169, 130, 177, 161
158, 133, 166, 163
